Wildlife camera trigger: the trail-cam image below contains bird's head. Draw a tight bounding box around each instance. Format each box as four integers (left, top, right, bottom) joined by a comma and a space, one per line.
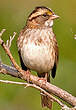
26, 6, 59, 28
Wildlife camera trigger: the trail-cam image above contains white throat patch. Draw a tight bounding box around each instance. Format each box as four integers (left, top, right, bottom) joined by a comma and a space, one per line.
45, 20, 53, 27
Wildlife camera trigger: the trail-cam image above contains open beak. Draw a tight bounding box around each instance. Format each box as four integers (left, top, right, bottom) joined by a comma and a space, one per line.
51, 14, 59, 20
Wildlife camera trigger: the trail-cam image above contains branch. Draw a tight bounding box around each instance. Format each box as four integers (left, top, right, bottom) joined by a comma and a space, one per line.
0, 57, 76, 108
0, 79, 74, 110
0, 29, 76, 110
0, 79, 64, 107
0, 29, 6, 37
74, 34, 76, 40
6, 32, 16, 48
0, 79, 76, 110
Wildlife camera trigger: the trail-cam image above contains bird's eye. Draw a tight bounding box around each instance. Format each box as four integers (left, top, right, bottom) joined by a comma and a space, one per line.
43, 13, 47, 17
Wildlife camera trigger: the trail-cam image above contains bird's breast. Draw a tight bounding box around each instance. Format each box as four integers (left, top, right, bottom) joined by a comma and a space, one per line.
20, 28, 55, 73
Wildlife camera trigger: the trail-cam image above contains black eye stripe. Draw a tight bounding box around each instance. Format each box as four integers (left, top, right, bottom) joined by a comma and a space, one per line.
29, 14, 49, 21
43, 13, 48, 17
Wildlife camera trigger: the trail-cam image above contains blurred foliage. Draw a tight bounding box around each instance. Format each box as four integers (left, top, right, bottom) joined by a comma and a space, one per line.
0, 0, 76, 110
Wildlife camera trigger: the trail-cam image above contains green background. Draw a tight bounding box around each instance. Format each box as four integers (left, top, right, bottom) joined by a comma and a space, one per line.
0, 0, 76, 110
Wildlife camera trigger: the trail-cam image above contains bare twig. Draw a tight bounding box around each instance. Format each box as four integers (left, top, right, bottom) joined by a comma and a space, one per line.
0, 29, 23, 73
62, 106, 76, 110
0, 79, 76, 110
0, 29, 76, 109
0, 79, 68, 109
6, 32, 16, 48
74, 34, 76, 40
0, 29, 6, 37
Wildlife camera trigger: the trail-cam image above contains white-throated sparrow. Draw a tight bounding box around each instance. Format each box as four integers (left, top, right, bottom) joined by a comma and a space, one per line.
17, 6, 59, 109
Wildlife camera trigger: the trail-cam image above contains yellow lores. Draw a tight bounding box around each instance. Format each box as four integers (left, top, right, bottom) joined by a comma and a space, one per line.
47, 10, 53, 15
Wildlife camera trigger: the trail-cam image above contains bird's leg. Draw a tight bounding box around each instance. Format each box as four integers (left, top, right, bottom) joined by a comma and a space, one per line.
24, 69, 30, 83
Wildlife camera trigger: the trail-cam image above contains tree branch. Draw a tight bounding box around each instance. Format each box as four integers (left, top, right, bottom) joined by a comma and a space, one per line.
0, 79, 65, 107
0, 29, 76, 110
0, 79, 74, 110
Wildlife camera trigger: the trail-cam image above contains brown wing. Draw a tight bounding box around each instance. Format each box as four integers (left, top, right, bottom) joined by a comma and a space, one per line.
17, 28, 28, 71
51, 35, 59, 78
17, 28, 26, 51
18, 51, 27, 71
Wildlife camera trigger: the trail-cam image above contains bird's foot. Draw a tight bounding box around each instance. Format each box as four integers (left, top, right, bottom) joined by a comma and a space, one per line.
38, 77, 47, 87
24, 70, 30, 83
38, 73, 48, 87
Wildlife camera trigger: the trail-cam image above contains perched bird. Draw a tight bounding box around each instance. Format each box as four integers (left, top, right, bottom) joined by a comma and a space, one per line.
17, 6, 59, 109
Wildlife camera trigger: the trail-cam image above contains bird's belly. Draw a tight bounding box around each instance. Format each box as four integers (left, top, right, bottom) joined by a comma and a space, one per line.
21, 41, 55, 73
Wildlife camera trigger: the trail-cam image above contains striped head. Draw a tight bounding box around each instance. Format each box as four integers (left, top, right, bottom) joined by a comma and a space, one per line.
26, 6, 59, 28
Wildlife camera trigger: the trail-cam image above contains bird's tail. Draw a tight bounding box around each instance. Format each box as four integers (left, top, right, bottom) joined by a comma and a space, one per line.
40, 74, 52, 109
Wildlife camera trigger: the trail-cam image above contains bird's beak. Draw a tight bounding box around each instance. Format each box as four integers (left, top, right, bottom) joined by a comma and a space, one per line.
51, 14, 59, 20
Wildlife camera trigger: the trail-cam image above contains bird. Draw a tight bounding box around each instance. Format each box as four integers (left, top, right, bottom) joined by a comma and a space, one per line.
17, 6, 59, 109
